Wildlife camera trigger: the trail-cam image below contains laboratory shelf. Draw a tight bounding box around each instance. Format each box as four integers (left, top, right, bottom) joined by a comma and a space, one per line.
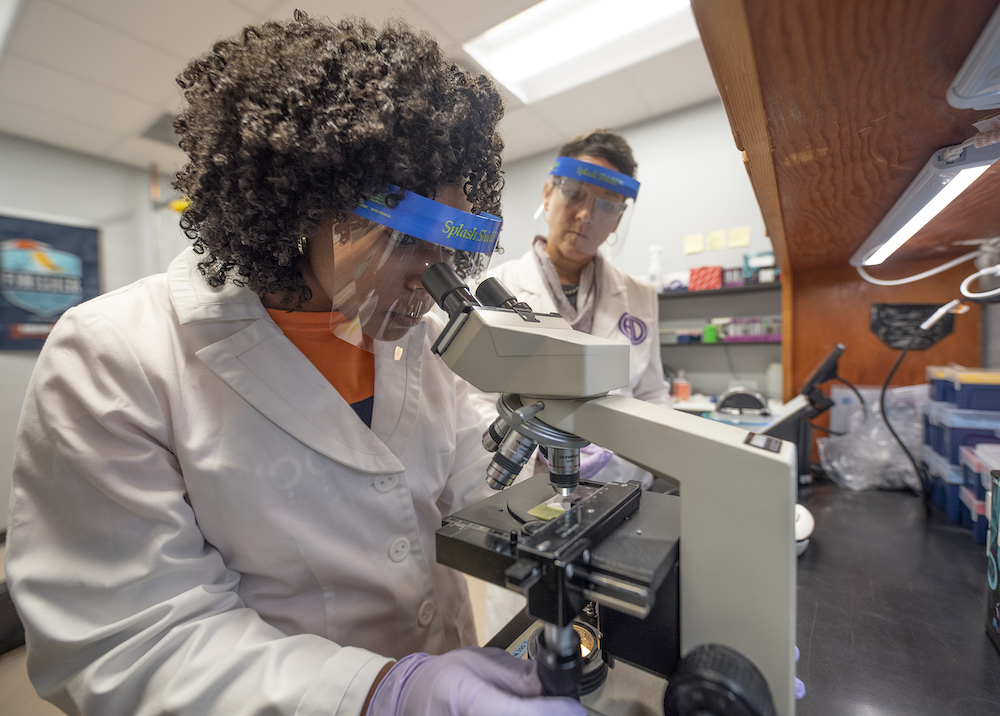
660, 339, 782, 346
658, 282, 781, 299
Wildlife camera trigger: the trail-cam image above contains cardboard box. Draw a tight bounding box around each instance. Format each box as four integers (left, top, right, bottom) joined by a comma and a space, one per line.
689, 265, 722, 291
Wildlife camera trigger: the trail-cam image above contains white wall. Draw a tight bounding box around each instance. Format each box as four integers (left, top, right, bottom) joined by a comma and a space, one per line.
0, 132, 181, 533
494, 98, 773, 279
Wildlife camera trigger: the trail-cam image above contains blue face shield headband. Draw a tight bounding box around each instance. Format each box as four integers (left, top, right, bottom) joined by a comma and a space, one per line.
328, 185, 502, 349
352, 185, 502, 258
549, 156, 640, 199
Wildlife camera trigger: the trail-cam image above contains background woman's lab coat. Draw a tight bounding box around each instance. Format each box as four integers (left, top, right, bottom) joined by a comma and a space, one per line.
6, 247, 495, 716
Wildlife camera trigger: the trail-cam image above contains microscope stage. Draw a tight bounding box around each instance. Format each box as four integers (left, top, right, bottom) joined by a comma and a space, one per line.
437, 474, 679, 606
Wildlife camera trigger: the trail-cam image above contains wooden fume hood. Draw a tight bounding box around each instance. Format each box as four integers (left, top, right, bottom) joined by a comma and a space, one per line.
691, 0, 999, 396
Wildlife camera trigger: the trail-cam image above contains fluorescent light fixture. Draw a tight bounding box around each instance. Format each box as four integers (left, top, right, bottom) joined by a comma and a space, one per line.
0, 0, 22, 61
849, 141, 1000, 266
947, 4, 1000, 110
463, 0, 697, 105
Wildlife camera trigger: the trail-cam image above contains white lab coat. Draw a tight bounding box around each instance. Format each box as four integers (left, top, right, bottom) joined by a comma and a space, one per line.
471, 248, 671, 488
6, 247, 496, 716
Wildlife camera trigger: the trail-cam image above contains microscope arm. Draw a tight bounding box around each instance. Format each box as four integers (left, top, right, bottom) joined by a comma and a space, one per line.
525, 394, 797, 716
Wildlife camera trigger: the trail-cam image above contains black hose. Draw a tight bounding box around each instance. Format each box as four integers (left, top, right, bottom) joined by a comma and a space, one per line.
809, 422, 845, 436
834, 377, 869, 422
878, 331, 931, 506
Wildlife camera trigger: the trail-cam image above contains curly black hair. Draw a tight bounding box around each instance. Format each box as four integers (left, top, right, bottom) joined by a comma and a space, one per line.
173, 12, 504, 305
558, 129, 637, 177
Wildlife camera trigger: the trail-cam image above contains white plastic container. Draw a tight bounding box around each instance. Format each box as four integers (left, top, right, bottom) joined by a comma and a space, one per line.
976, 443, 1000, 494
646, 245, 663, 290
765, 363, 783, 400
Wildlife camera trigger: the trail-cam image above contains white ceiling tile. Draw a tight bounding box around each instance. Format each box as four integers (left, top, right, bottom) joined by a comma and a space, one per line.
626, 41, 719, 116
0, 100, 121, 156
447, 46, 526, 112
256, 0, 349, 21
106, 135, 188, 172
49, 0, 258, 61
498, 107, 564, 163
8, 0, 186, 105
149, 86, 186, 118
530, 68, 654, 141
263, 0, 452, 42
406, 0, 540, 43
231, 0, 287, 14
0, 0, 720, 175
0, 55, 160, 134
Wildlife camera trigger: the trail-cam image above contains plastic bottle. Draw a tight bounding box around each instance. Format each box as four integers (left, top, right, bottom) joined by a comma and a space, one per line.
766, 362, 783, 400
647, 245, 663, 290
672, 370, 691, 401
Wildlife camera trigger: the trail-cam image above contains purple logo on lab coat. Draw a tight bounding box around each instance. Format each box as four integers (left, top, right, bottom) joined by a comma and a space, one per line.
618, 313, 647, 345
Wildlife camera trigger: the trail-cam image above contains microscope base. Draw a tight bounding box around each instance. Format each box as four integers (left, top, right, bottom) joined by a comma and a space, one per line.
502, 617, 667, 716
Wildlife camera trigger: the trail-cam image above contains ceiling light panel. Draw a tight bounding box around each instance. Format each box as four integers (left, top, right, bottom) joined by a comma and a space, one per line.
0, 0, 21, 60
464, 0, 697, 105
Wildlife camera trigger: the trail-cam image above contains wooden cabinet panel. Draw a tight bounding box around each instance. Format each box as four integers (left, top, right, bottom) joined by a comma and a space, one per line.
787, 260, 982, 399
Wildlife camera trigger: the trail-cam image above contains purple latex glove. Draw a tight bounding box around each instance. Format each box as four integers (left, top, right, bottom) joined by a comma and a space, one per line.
795, 645, 806, 699
368, 647, 586, 716
538, 444, 614, 480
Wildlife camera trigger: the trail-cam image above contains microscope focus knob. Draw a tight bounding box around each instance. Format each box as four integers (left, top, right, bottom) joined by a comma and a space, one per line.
663, 644, 775, 716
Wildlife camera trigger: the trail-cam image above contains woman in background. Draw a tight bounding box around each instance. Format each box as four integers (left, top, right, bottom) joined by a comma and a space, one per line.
472, 129, 671, 489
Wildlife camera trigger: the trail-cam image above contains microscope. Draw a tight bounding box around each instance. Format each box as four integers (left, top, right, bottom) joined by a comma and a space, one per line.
422, 265, 798, 716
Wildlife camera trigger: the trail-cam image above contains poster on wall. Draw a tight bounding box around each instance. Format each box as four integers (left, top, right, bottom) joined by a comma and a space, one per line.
0, 213, 99, 351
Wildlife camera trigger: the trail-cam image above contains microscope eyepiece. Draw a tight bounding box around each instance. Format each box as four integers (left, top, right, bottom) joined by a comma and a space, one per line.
476, 277, 533, 312
421, 263, 480, 319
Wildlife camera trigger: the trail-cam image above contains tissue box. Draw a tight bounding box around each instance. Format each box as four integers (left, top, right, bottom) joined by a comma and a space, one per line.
662, 270, 690, 292
743, 251, 778, 283
689, 266, 722, 291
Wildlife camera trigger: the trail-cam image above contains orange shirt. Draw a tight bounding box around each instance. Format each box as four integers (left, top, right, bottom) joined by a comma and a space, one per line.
266, 309, 375, 426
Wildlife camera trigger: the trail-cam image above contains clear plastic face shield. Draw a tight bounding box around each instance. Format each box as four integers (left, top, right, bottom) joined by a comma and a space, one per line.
535, 156, 639, 259
535, 157, 639, 260
329, 184, 501, 348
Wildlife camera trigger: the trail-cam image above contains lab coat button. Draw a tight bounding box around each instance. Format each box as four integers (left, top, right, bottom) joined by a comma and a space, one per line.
375, 474, 398, 493
417, 599, 435, 626
389, 537, 410, 562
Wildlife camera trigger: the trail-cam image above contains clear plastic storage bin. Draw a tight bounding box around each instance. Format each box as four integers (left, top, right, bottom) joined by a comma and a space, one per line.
951, 369, 1000, 411
929, 403, 1000, 465
926, 366, 958, 403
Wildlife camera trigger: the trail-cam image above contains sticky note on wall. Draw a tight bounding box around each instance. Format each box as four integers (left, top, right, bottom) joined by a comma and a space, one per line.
728, 226, 751, 247
706, 230, 726, 251
683, 233, 704, 254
